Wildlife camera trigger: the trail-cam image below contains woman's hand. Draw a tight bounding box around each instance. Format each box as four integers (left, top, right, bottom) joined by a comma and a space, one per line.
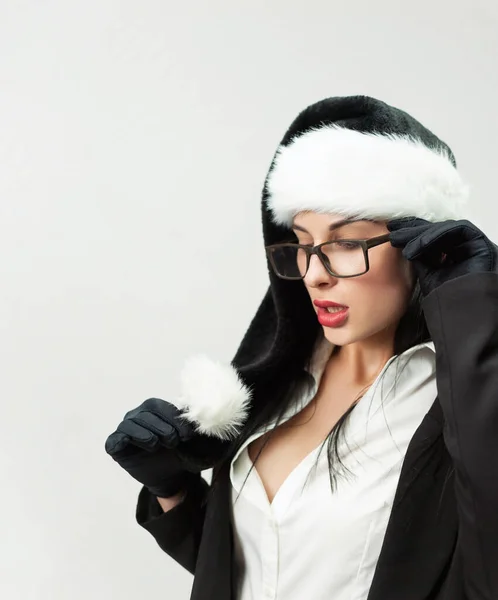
387, 217, 497, 297
105, 398, 203, 498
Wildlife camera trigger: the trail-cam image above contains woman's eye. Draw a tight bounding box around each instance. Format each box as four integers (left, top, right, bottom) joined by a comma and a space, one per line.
336, 241, 360, 250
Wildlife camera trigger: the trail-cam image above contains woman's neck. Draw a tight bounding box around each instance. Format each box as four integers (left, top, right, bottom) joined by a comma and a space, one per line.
330, 328, 396, 386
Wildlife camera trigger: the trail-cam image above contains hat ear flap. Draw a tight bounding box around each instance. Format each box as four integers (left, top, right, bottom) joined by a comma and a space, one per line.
231, 287, 278, 372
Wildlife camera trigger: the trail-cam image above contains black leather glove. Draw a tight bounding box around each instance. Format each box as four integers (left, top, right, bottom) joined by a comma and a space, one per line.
387, 217, 498, 297
105, 398, 213, 498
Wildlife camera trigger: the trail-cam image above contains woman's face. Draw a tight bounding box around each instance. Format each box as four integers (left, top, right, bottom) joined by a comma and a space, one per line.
292, 211, 414, 348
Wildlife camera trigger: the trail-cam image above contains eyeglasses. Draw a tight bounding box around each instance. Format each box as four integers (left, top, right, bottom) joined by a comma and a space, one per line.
265, 234, 391, 280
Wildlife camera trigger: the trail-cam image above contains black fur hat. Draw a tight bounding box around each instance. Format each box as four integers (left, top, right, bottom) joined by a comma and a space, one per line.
172, 95, 469, 443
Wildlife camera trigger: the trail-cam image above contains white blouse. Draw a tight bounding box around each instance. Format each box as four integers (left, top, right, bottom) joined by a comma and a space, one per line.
230, 337, 437, 600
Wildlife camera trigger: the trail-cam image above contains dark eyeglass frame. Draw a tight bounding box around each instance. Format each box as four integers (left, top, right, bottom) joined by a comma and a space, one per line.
265, 233, 392, 280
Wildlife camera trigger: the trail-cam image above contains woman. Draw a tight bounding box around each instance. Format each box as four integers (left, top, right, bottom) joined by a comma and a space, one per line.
105, 95, 498, 600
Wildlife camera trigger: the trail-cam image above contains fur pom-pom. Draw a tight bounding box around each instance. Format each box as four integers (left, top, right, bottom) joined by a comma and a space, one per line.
173, 355, 252, 440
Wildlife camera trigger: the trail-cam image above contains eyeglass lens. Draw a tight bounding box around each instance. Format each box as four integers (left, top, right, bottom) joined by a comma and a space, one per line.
270, 241, 367, 278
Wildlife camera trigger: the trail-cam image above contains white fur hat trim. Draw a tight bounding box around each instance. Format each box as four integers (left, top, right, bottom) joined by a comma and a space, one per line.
266, 126, 469, 226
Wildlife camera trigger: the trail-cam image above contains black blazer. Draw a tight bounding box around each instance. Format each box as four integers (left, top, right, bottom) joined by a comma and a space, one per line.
136, 272, 498, 600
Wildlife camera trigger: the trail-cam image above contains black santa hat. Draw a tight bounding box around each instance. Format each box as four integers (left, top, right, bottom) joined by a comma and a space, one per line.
172, 95, 469, 453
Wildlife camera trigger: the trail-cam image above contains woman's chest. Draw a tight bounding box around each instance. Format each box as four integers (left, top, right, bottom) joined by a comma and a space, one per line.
247, 377, 364, 504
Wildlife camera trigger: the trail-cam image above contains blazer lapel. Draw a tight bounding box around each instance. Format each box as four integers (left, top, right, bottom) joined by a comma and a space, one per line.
367, 398, 459, 600
190, 461, 234, 600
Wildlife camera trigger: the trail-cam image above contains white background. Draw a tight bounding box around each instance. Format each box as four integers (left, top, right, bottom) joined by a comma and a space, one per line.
1, 1, 497, 598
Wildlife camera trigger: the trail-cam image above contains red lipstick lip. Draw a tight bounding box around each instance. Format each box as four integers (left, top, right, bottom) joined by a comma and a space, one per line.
315, 304, 349, 328
313, 300, 349, 308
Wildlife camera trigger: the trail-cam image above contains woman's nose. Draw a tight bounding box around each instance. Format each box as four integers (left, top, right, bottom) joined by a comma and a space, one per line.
304, 254, 338, 288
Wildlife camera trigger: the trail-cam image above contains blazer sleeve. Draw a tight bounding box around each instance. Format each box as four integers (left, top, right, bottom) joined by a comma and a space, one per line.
135, 474, 210, 575
422, 271, 498, 599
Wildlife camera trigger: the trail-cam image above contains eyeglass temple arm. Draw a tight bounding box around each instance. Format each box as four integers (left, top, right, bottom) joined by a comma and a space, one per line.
365, 234, 391, 249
